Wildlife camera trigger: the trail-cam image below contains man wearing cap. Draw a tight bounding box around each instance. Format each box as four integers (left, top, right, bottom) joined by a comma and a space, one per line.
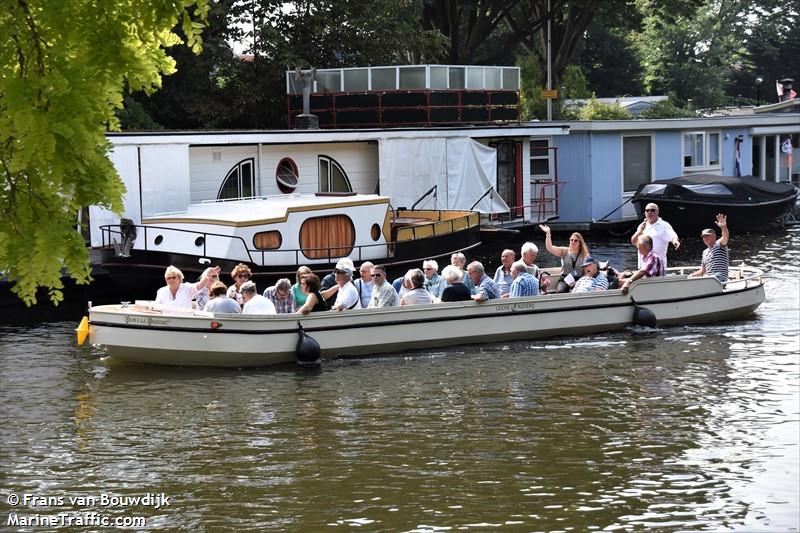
331, 259, 361, 311
621, 235, 664, 295
572, 256, 609, 293
321, 257, 355, 307
630, 202, 679, 271
690, 213, 730, 283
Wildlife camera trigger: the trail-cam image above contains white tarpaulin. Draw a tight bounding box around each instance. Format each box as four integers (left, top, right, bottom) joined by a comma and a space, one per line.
378, 137, 510, 213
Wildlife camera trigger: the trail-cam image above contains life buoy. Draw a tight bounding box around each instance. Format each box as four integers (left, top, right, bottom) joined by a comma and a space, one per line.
295, 323, 321, 365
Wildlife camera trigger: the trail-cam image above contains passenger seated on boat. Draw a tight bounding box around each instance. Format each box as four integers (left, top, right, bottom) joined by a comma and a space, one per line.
367, 265, 399, 308
291, 266, 313, 308
194, 267, 219, 310
354, 261, 375, 308
689, 214, 730, 283
506, 261, 540, 298
400, 269, 435, 306
227, 263, 252, 308
521, 242, 550, 292
621, 236, 664, 295
468, 261, 501, 302
397, 270, 414, 300
155, 265, 220, 309
321, 257, 355, 307
493, 249, 515, 296
423, 259, 447, 298
572, 256, 609, 293
263, 278, 296, 313
331, 263, 361, 311
539, 225, 590, 293
296, 274, 329, 314
440, 265, 472, 302
203, 281, 241, 314
240, 281, 276, 315
451, 252, 476, 294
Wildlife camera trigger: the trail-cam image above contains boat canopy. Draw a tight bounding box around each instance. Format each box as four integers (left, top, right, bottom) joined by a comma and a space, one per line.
378, 137, 510, 213
636, 174, 797, 203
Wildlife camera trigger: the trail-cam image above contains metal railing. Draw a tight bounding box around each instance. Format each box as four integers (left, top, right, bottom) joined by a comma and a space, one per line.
98, 210, 479, 267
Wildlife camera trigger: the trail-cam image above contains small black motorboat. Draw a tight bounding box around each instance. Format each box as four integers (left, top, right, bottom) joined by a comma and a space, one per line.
632, 174, 798, 234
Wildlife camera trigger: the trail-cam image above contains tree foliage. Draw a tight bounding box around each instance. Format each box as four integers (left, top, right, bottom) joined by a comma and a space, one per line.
579, 95, 632, 120
0, 1, 208, 305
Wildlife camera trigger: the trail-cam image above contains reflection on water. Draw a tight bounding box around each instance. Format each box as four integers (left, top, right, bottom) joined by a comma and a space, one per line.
1, 229, 798, 531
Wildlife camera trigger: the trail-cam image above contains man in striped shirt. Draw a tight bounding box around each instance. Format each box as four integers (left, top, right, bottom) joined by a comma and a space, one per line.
690, 213, 730, 283
621, 235, 664, 294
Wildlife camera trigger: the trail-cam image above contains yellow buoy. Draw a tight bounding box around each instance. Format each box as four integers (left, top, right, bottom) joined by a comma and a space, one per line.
76, 316, 90, 346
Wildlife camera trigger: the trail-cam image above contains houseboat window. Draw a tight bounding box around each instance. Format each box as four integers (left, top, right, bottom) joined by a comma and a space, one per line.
317, 70, 341, 92
399, 67, 426, 90
318, 155, 352, 193
276, 158, 298, 194
449, 67, 465, 89
370, 223, 381, 241
430, 66, 448, 89
683, 132, 721, 169
343, 69, 368, 91
218, 158, 255, 200
253, 231, 282, 250
372, 67, 396, 90
300, 215, 355, 259
530, 139, 550, 177
623, 135, 652, 192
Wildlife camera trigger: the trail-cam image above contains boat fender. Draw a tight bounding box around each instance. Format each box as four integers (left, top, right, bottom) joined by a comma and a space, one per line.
295, 323, 321, 365
632, 305, 657, 328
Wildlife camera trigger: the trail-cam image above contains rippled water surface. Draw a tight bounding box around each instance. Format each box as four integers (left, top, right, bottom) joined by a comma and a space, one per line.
1, 229, 798, 532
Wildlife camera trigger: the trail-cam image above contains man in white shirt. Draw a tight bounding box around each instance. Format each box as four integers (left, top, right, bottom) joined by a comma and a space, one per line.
630, 202, 680, 270
331, 264, 360, 311
241, 281, 277, 315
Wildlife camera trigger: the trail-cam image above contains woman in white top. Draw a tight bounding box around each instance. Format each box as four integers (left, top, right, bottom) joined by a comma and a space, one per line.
155, 265, 220, 308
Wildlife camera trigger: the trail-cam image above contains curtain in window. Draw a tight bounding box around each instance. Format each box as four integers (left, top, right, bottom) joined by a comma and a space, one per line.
300, 215, 355, 259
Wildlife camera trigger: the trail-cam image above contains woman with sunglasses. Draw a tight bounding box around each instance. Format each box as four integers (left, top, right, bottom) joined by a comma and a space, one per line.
539, 224, 591, 293
227, 263, 252, 307
296, 274, 329, 314
155, 265, 221, 308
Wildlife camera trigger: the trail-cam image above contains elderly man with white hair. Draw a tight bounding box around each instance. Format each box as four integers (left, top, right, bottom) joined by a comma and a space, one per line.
354, 261, 375, 308
508, 260, 540, 298
241, 281, 277, 315
493, 249, 515, 296
450, 252, 476, 294
467, 261, 500, 302
521, 241, 550, 292
422, 259, 446, 298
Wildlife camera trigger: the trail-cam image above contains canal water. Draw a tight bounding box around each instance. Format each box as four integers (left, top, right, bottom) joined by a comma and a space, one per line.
1, 228, 798, 531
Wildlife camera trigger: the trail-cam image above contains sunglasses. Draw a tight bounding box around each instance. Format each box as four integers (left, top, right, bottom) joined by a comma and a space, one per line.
166, 276, 178, 280
371, 273, 383, 278
570, 238, 579, 242
236, 274, 250, 279
645, 208, 657, 212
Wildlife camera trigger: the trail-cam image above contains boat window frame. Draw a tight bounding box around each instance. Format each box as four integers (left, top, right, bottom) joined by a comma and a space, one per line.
682, 130, 722, 171
529, 137, 551, 180
318, 155, 352, 193
217, 158, 256, 200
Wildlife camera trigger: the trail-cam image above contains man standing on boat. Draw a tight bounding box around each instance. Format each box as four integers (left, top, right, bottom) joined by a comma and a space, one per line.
492, 249, 515, 296
354, 261, 375, 308
630, 203, 679, 271
689, 214, 730, 283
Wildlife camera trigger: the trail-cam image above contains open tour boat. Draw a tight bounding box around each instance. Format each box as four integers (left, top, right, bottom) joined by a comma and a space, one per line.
77, 265, 765, 368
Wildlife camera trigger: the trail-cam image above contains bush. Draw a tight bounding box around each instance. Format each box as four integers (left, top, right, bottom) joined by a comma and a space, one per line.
579, 95, 632, 120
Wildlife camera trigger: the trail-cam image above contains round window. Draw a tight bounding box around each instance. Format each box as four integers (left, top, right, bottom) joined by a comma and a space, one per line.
370, 223, 381, 241
276, 158, 298, 194
154, 235, 164, 245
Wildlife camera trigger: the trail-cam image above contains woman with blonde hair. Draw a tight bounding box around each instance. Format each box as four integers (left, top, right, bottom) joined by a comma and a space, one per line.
291, 265, 313, 307
155, 265, 220, 308
194, 266, 220, 310
227, 263, 252, 307
539, 224, 591, 293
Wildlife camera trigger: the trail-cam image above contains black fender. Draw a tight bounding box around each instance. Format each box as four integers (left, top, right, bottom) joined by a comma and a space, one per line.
631, 298, 657, 328
295, 322, 321, 365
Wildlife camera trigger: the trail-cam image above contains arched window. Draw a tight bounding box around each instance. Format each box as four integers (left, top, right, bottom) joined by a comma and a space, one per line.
276, 158, 298, 194
218, 158, 255, 200
318, 155, 352, 193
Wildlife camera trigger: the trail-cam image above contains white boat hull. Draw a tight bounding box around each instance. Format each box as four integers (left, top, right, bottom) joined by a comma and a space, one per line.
85, 268, 766, 368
